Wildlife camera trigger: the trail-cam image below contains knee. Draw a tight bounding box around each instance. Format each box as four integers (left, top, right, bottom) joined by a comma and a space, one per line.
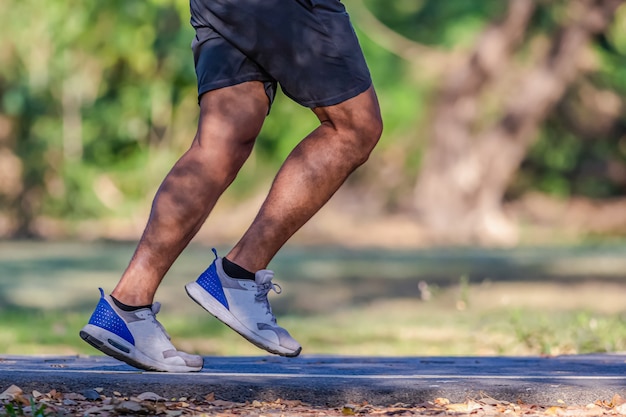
191, 129, 257, 184
341, 109, 383, 167
363, 110, 384, 151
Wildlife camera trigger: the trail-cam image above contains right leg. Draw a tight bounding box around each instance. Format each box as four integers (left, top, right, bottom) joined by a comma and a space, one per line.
111, 82, 269, 307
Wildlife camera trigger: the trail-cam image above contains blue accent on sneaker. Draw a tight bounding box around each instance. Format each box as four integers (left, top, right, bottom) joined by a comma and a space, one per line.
87, 288, 135, 345
196, 260, 229, 309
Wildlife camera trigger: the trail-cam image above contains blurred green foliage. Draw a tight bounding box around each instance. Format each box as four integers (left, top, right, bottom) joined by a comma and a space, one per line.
1, 0, 626, 236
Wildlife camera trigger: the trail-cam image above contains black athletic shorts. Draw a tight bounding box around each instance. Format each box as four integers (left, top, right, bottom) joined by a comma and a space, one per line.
189, 0, 372, 108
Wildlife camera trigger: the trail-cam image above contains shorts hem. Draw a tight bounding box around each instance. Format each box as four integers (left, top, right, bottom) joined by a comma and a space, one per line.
290, 79, 372, 108
197, 75, 271, 102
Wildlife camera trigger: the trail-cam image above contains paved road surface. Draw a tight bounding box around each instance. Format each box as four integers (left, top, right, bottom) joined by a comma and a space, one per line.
1, 355, 625, 406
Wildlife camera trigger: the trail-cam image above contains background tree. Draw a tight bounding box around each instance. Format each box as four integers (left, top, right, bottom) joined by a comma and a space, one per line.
413, 0, 623, 245
2, 0, 626, 245
0, 0, 198, 237
352, 0, 626, 245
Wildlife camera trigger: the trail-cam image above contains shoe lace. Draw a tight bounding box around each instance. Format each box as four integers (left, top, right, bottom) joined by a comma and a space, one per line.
255, 281, 282, 323
150, 302, 171, 340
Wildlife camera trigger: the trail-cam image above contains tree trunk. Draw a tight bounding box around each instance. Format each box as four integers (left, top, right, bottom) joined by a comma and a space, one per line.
413, 0, 623, 245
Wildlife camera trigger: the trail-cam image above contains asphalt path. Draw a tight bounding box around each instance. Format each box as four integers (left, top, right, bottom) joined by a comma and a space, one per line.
1, 354, 625, 406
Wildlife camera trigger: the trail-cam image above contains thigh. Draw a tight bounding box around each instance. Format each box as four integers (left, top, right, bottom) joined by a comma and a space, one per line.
196, 81, 269, 146
191, 0, 372, 108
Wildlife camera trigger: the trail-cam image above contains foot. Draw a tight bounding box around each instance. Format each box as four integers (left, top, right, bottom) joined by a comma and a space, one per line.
185, 253, 302, 357
80, 288, 203, 372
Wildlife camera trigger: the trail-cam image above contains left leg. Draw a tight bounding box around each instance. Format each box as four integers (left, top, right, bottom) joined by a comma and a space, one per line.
226, 86, 382, 271
184, 85, 381, 357
185, 0, 381, 357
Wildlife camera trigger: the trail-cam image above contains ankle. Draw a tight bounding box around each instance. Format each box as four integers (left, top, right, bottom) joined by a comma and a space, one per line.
110, 295, 151, 311
222, 257, 256, 280
110, 289, 153, 307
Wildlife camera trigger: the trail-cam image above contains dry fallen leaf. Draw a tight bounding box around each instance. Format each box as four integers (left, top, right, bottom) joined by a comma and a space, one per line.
47, 389, 63, 400
434, 397, 450, 406
371, 406, 412, 415
581, 404, 607, 417
135, 391, 166, 401
64, 392, 87, 401
278, 399, 304, 407
0, 385, 22, 400
545, 406, 565, 415
115, 400, 144, 413
479, 396, 505, 406
210, 399, 244, 408
611, 394, 626, 407
341, 405, 356, 415
445, 400, 482, 413
82, 404, 115, 414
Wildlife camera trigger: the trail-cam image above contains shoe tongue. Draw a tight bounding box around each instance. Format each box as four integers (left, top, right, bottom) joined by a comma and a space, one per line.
255, 269, 274, 284
151, 302, 161, 315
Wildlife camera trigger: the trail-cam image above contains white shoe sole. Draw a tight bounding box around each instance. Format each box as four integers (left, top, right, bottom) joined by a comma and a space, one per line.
80, 324, 202, 372
185, 281, 301, 357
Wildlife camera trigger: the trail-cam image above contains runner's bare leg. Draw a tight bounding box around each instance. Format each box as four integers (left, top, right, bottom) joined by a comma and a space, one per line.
111, 82, 269, 306
226, 86, 382, 272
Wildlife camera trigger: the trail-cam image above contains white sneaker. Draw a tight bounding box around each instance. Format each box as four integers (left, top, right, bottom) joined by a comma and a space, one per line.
185, 252, 302, 357
80, 289, 203, 372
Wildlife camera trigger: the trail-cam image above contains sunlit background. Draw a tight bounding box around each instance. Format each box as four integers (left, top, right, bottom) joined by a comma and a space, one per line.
2, 0, 626, 357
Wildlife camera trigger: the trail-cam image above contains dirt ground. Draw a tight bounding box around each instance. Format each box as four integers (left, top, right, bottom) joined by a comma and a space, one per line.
3, 384, 626, 417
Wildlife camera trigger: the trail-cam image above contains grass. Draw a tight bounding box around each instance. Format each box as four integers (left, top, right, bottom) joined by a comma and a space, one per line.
1, 241, 626, 357
192, 281, 626, 356
2, 398, 48, 417
3, 283, 626, 357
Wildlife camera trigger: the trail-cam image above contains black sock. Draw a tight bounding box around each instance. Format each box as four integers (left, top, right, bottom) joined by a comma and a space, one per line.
222, 257, 256, 280
111, 295, 151, 311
